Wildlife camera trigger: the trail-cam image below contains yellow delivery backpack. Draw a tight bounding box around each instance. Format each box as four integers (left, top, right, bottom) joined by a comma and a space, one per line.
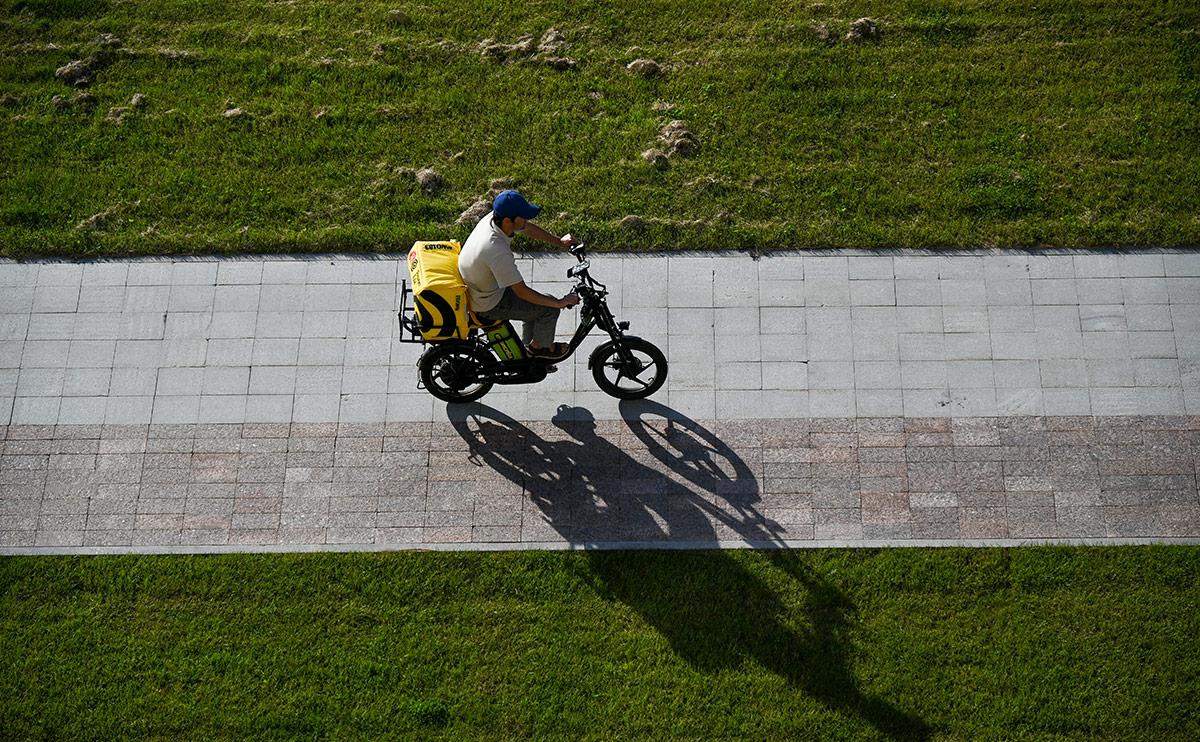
406, 240, 471, 341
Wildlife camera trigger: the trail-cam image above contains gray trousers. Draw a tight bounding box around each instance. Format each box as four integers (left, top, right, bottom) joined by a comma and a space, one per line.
477, 288, 561, 347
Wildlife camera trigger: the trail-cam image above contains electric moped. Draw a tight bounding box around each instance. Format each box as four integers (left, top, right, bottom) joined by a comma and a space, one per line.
398, 243, 668, 403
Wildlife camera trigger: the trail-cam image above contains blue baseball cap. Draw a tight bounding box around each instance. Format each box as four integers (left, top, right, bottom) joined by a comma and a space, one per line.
493, 190, 541, 220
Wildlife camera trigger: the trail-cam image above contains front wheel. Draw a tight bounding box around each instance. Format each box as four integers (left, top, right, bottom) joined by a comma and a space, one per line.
419, 343, 493, 403
591, 338, 668, 400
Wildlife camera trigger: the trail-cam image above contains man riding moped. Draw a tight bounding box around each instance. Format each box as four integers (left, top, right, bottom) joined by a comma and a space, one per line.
399, 188, 667, 403
458, 190, 579, 359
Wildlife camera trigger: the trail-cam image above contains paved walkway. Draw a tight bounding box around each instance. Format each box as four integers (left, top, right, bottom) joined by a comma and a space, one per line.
1, 250, 1198, 552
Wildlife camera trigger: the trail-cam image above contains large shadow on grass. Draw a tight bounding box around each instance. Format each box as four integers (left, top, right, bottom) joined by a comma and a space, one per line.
447, 401, 929, 739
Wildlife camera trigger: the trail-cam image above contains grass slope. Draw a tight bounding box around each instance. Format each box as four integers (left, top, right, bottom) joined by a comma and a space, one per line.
2, 547, 1199, 739
1, 1, 1199, 258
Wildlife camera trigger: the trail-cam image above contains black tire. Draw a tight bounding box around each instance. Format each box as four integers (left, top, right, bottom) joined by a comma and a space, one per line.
419, 344, 494, 403
591, 338, 668, 400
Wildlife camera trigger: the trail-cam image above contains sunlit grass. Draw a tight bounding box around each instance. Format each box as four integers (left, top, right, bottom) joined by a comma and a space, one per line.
2, 0, 1198, 257
2, 547, 1198, 738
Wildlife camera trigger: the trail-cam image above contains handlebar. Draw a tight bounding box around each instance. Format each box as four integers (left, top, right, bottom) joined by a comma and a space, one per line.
569, 243, 587, 261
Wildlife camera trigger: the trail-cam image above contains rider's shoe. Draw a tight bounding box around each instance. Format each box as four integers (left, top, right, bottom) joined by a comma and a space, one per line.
529, 342, 569, 361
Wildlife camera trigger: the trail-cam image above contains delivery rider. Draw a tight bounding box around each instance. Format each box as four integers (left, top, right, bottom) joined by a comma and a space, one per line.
457, 190, 580, 359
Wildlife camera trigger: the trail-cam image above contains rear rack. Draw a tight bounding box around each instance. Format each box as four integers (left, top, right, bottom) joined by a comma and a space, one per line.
397, 280, 426, 344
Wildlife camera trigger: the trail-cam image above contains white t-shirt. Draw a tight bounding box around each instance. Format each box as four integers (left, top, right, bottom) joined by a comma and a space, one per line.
458, 211, 523, 312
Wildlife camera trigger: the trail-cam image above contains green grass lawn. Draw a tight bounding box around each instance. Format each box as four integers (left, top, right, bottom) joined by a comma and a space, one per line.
1, 1, 1198, 258
2, 547, 1198, 739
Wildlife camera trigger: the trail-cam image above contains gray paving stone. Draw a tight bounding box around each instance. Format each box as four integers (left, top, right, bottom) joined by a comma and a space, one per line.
65, 340, 116, 368
0, 316, 28, 343
893, 279, 938, 307
32, 285, 80, 313
10, 397, 59, 425
260, 284, 306, 309
202, 367, 250, 395
17, 368, 64, 398
77, 284, 126, 313
205, 338, 253, 367
71, 312, 124, 341
1166, 277, 1200, 304
1164, 253, 1200, 277
208, 312, 257, 339
213, 285, 262, 314
168, 285, 215, 313
257, 311, 303, 338
0, 288, 34, 314
307, 262, 354, 286
986, 279, 1032, 306
123, 285, 170, 313
150, 396, 200, 425
21, 340, 69, 368
57, 398, 106, 425
103, 396, 153, 425
1129, 331, 1177, 359
252, 338, 300, 366
352, 260, 398, 285
712, 264, 759, 308
853, 330, 900, 361
216, 262, 263, 286
172, 261, 218, 285
1032, 279, 1079, 305
942, 305, 988, 334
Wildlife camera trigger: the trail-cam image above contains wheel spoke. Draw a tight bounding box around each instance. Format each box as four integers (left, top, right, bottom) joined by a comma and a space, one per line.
612, 359, 653, 389
624, 374, 651, 389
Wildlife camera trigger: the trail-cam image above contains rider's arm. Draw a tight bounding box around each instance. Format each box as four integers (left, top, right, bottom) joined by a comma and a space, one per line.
522, 221, 575, 248
511, 281, 576, 309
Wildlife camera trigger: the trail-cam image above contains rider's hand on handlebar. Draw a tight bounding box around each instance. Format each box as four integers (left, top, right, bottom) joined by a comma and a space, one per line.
560, 233, 578, 248
559, 292, 580, 309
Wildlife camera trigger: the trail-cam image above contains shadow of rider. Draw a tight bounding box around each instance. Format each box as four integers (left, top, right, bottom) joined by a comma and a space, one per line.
446, 402, 930, 739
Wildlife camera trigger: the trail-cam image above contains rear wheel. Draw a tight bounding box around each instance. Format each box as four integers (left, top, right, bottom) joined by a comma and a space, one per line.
419, 344, 493, 403
591, 338, 668, 400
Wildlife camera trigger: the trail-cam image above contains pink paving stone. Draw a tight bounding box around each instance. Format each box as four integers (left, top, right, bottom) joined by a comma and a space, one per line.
1056, 506, 1107, 537
278, 527, 326, 544
0, 530, 35, 546
228, 528, 280, 545
960, 507, 1009, 538
7, 425, 56, 440
1160, 506, 1200, 537
375, 527, 423, 544
180, 528, 230, 545
471, 525, 522, 543
83, 529, 133, 546
1008, 507, 1058, 538
291, 423, 338, 438
136, 513, 184, 530
911, 507, 959, 538
904, 418, 951, 433
326, 527, 375, 544
35, 530, 84, 547
131, 529, 183, 546
241, 423, 291, 438
427, 526, 473, 543
865, 522, 913, 539
859, 432, 906, 447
